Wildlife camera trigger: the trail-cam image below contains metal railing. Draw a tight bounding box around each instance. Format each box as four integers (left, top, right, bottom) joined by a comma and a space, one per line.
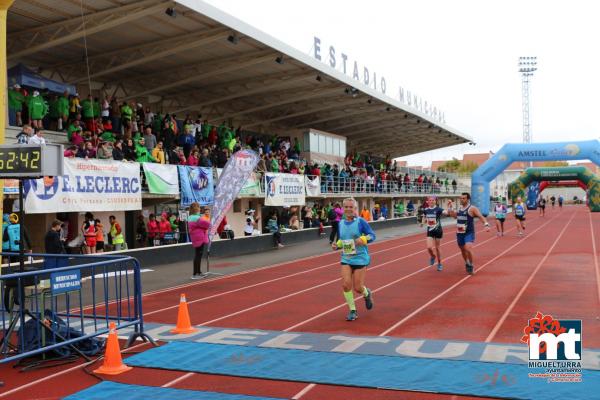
0, 253, 153, 364
257, 174, 469, 196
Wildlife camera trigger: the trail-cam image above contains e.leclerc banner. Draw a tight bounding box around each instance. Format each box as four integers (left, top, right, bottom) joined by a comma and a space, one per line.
210, 150, 259, 237
264, 173, 305, 206
23, 159, 141, 213
178, 166, 214, 207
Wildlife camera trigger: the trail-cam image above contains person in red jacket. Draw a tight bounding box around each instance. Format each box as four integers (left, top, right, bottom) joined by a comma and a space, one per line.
146, 214, 160, 246
188, 204, 211, 279
158, 213, 172, 242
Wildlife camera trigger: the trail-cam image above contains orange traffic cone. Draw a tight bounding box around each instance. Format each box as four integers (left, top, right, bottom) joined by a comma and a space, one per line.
170, 293, 197, 334
93, 322, 132, 375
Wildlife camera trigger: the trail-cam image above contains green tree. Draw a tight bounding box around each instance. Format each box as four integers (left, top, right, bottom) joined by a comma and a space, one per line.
457, 161, 480, 174
437, 158, 460, 173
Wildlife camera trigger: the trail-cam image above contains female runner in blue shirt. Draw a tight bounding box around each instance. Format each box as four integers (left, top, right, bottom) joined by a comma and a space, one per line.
333, 197, 376, 321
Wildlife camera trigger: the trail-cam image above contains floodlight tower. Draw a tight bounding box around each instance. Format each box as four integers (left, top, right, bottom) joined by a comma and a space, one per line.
518, 56, 537, 144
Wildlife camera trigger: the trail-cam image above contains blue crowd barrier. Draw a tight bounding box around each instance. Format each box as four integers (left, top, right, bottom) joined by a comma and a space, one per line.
0, 252, 154, 364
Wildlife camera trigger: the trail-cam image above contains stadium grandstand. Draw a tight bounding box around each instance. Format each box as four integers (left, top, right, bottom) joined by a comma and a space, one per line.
3, 0, 471, 250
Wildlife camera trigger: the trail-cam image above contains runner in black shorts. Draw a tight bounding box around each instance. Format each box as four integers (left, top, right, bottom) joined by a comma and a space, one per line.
538, 196, 546, 217
423, 196, 449, 271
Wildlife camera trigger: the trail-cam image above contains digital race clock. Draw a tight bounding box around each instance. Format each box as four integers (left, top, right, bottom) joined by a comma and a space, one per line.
0, 144, 63, 178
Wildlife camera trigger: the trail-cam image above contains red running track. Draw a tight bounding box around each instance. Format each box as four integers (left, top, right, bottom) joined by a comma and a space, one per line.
2, 206, 599, 400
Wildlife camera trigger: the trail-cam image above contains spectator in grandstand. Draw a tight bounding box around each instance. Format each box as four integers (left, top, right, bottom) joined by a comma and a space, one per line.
123, 139, 137, 161
180, 127, 196, 158
28, 91, 48, 129
8, 84, 25, 126
29, 128, 46, 145
109, 97, 121, 134
96, 141, 113, 160
69, 93, 81, 120
151, 141, 166, 164
112, 140, 124, 161
15, 124, 33, 144
168, 146, 186, 165
143, 126, 157, 152
121, 101, 133, 132
64, 145, 77, 158
199, 148, 212, 167
135, 138, 157, 163
187, 148, 200, 166
452, 179, 458, 193
216, 147, 228, 168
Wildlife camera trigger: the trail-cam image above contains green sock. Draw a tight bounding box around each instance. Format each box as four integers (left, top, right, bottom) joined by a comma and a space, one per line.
343, 290, 356, 311
362, 287, 369, 297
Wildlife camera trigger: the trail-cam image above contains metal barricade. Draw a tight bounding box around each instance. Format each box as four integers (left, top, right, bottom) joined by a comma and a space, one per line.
0, 252, 153, 364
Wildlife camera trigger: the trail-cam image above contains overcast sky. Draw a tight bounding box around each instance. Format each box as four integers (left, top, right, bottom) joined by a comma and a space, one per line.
203, 0, 600, 167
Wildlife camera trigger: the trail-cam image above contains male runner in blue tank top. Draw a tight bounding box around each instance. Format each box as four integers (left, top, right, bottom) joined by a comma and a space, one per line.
423, 196, 449, 271
447, 192, 489, 275
333, 197, 376, 321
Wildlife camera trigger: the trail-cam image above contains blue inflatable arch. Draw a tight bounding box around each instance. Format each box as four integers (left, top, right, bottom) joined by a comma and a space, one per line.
471, 140, 600, 215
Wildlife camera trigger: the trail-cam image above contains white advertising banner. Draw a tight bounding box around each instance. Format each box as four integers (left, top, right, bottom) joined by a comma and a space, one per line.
24, 159, 142, 213
305, 175, 321, 196
264, 173, 305, 206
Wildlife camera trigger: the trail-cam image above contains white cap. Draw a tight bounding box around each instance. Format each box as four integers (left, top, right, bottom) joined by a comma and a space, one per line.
33, 90, 40, 96
13, 84, 20, 89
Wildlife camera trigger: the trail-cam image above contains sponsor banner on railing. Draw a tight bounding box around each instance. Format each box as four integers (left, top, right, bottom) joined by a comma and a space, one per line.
265, 173, 305, 206
216, 168, 261, 196
2, 179, 19, 194
142, 163, 179, 195
23, 159, 141, 213
210, 150, 260, 237
305, 175, 321, 196
178, 166, 214, 207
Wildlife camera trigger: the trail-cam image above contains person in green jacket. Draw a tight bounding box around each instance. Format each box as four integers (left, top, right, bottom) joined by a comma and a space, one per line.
28, 91, 48, 129
121, 102, 133, 130
57, 91, 70, 131
135, 138, 157, 163
8, 84, 25, 126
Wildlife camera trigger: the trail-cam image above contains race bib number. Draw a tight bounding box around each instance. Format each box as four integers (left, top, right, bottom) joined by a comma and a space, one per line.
342, 239, 357, 256
457, 223, 466, 233
516, 209, 523, 216
426, 217, 437, 227
496, 213, 505, 219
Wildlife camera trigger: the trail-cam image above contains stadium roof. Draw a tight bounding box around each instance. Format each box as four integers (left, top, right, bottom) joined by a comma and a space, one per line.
6, 0, 472, 157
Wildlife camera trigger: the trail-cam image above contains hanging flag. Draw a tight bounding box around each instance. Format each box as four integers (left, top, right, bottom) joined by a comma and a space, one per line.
210, 150, 260, 237
178, 166, 214, 207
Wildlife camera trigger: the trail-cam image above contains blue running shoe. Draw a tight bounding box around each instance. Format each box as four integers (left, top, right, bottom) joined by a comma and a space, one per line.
429, 257, 436, 266
346, 310, 358, 321
437, 264, 443, 271
364, 289, 373, 310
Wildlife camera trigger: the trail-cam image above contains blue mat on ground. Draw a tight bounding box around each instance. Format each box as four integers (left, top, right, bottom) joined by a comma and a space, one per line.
125, 341, 599, 400
64, 381, 284, 400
